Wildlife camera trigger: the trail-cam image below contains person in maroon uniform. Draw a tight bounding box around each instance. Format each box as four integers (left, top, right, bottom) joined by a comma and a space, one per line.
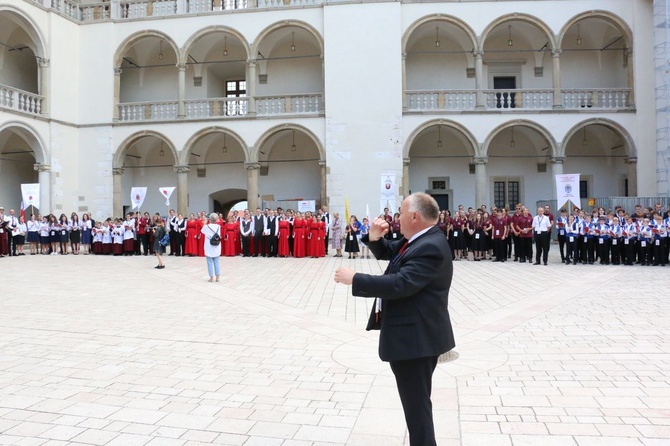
514, 207, 534, 263
491, 209, 508, 262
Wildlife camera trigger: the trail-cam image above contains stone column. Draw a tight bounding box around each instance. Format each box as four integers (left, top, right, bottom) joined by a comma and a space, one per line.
626, 48, 635, 107
319, 160, 327, 207
401, 52, 408, 111
402, 157, 410, 197
474, 51, 485, 109
177, 64, 186, 118
174, 165, 189, 215
113, 68, 122, 121
112, 167, 124, 217
247, 59, 257, 116
33, 163, 51, 214
552, 50, 563, 109
474, 156, 488, 207
246, 162, 260, 210
625, 157, 638, 196
38, 58, 50, 115
551, 156, 564, 177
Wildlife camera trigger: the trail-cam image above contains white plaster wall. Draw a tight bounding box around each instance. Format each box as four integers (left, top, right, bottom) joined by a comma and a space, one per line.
324, 2, 403, 218
78, 23, 115, 123
48, 17, 80, 123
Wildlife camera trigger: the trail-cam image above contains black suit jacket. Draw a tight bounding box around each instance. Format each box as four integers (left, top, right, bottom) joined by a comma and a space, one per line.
352, 225, 455, 362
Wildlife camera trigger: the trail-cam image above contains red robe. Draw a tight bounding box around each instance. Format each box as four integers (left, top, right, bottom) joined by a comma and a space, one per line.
308, 219, 321, 257
185, 219, 199, 256
234, 220, 242, 255
196, 219, 205, 257
223, 222, 237, 256
293, 218, 306, 258
278, 219, 290, 257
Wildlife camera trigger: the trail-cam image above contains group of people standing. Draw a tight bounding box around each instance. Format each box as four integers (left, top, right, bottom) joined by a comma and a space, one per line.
436, 202, 670, 267
0, 207, 95, 257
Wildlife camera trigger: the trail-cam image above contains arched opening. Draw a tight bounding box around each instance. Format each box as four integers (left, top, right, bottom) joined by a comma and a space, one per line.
0, 8, 46, 114
404, 16, 477, 111
116, 32, 180, 120
563, 121, 633, 200
184, 128, 248, 212
0, 127, 38, 211
210, 189, 247, 217
481, 15, 556, 110
406, 121, 478, 210
559, 13, 632, 109
255, 126, 323, 208
484, 122, 556, 208
182, 27, 250, 118
115, 133, 178, 215
254, 22, 324, 114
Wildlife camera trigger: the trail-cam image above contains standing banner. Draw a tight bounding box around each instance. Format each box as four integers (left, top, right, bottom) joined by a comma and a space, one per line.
555, 174, 580, 211
21, 183, 40, 210
159, 187, 176, 206
131, 187, 147, 210
380, 173, 396, 215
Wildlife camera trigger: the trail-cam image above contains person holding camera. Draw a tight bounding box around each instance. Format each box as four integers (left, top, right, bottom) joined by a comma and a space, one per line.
201, 212, 221, 282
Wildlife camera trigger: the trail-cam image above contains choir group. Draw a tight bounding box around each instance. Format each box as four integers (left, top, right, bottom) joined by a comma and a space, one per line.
1, 202, 669, 266
441, 202, 670, 267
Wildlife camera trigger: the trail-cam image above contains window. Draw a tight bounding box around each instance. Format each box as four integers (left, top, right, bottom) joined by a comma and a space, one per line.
580, 180, 588, 199
225, 80, 247, 115
494, 179, 520, 209
493, 76, 516, 109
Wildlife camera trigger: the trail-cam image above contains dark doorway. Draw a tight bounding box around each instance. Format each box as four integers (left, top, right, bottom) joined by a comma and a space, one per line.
494, 76, 516, 108
431, 194, 449, 212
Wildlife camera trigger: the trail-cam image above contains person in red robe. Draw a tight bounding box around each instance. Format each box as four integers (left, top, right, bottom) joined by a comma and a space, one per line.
309, 215, 321, 258
316, 219, 326, 257
223, 216, 237, 256
195, 213, 205, 257
184, 213, 199, 256
278, 217, 290, 257
293, 212, 306, 258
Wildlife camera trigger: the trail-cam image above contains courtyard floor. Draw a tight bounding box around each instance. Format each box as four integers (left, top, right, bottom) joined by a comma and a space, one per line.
0, 248, 668, 445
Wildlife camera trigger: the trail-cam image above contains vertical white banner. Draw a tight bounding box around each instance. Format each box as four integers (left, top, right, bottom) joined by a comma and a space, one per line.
555, 174, 580, 211
380, 173, 396, 215
131, 187, 147, 210
21, 183, 40, 210
159, 187, 176, 206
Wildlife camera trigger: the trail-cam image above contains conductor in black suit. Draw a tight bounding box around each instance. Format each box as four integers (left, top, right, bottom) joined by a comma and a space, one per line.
334, 192, 455, 446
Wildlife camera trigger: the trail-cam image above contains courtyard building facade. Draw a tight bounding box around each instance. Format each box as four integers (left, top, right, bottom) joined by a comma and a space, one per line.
0, 0, 661, 218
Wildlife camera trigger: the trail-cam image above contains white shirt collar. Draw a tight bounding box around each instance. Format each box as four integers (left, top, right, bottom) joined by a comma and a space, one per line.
407, 226, 432, 244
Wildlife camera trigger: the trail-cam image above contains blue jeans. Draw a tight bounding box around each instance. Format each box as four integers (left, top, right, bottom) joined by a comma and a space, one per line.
206, 256, 220, 277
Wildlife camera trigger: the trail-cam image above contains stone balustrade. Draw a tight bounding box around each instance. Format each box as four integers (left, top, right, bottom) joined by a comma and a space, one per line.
117, 101, 178, 121
256, 94, 324, 115
562, 89, 631, 109
405, 88, 633, 112
406, 90, 477, 111
184, 97, 249, 118
0, 84, 44, 116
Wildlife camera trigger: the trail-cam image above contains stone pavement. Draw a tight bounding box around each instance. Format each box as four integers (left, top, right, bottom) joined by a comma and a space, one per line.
0, 249, 668, 446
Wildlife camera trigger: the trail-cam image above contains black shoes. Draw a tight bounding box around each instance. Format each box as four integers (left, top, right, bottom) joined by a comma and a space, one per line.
154, 265, 165, 269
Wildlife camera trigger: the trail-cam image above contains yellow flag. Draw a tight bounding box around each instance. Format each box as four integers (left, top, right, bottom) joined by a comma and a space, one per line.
345, 196, 351, 223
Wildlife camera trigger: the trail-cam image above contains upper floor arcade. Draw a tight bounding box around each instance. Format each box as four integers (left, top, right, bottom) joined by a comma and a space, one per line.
0, 1, 643, 125
404, 11, 635, 113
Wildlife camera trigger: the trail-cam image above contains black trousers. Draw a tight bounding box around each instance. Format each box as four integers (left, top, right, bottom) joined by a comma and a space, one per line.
242, 236, 251, 256
557, 233, 566, 260
254, 234, 266, 256
519, 237, 532, 261
390, 356, 439, 446
175, 232, 185, 256
534, 232, 550, 263
267, 235, 278, 257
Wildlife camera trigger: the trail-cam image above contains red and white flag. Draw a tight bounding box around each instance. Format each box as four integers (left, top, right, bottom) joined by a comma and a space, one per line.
131, 187, 147, 210
159, 187, 176, 206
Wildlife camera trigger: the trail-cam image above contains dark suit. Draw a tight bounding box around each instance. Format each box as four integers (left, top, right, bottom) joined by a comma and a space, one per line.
352, 225, 455, 446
